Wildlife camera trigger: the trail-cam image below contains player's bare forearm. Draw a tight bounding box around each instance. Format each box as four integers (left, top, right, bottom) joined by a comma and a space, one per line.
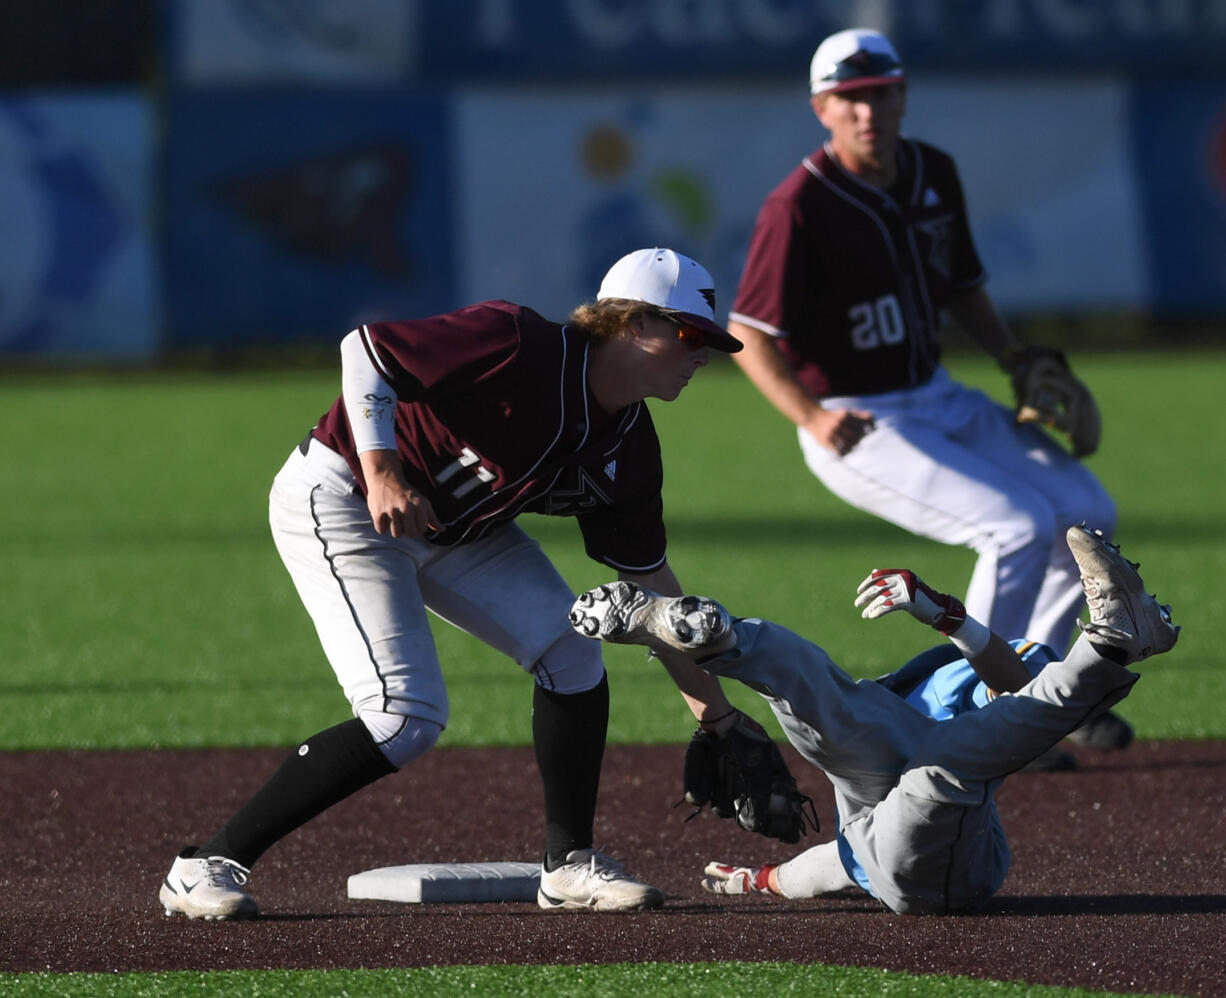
656, 653, 738, 732
965, 630, 1033, 695
617, 563, 737, 732
728, 320, 873, 455
856, 569, 1032, 693
945, 286, 1020, 364
358, 449, 439, 538
728, 321, 823, 428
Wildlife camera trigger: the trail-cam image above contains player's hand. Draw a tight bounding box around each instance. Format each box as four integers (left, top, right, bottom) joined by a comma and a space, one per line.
366, 478, 439, 538
806, 407, 875, 457
854, 569, 967, 635
368, 485, 439, 538
359, 452, 440, 538
700, 861, 778, 896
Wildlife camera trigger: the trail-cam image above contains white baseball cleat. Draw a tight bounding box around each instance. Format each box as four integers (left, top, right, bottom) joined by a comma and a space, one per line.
569, 582, 736, 658
537, 848, 664, 912
159, 849, 259, 920
1066, 525, 1179, 664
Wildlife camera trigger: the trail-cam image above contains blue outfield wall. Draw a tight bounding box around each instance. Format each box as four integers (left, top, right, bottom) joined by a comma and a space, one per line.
4, 2, 1225, 359
0, 94, 159, 358
445, 79, 1157, 324
1131, 83, 1226, 312
166, 0, 1226, 85
413, 0, 1226, 81
163, 90, 455, 347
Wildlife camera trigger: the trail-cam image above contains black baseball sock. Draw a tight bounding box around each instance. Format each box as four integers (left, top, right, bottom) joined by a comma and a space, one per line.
196, 718, 395, 869
533, 674, 609, 870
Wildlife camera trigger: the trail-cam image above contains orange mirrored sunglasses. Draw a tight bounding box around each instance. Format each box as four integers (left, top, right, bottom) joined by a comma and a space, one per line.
660, 312, 706, 349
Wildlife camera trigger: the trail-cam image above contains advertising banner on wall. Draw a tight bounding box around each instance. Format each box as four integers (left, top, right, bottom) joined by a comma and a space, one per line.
166, 1, 1225, 88
0, 94, 159, 358
164, 90, 453, 346
453, 87, 815, 321
1131, 83, 1226, 312
904, 78, 1149, 311
420, 1, 1224, 81
168, 0, 417, 87
453, 80, 1147, 322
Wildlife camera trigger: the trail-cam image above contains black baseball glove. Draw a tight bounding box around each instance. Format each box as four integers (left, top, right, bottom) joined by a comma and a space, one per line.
680, 711, 818, 844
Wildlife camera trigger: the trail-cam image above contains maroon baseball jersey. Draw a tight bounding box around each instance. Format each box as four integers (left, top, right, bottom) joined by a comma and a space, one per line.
730, 139, 986, 398
311, 301, 667, 572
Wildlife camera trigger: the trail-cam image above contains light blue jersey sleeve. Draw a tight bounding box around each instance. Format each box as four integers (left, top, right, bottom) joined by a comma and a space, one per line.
902, 639, 1055, 716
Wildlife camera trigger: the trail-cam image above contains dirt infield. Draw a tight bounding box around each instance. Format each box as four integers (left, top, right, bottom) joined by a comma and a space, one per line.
3, 741, 1225, 995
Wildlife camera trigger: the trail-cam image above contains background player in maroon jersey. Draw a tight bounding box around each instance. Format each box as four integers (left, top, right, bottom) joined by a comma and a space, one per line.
726, 28, 1127, 758
159, 248, 755, 918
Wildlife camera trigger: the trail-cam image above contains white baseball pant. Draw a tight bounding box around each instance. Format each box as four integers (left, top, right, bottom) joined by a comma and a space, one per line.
268, 438, 605, 762
800, 367, 1116, 653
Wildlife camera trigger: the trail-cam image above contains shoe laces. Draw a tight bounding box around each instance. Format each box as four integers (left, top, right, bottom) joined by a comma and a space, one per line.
585, 848, 634, 882
204, 856, 251, 888
1080, 550, 1142, 620
1080, 558, 1133, 608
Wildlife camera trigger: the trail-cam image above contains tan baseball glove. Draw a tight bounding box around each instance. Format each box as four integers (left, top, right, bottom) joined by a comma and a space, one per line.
1002, 346, 1102, 458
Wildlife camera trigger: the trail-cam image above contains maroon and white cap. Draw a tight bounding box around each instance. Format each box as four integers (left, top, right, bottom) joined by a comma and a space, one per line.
596, 248, 742, 353
809, 28, 905, 96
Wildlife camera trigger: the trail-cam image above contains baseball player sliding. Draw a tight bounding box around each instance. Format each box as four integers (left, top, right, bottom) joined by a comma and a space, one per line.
158, 248, 804, 919
569, 525, 1179, 914
726, 29, 1126, 753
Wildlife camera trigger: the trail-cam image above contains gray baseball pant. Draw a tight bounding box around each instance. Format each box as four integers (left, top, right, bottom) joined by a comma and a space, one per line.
707, 619, 1138, 914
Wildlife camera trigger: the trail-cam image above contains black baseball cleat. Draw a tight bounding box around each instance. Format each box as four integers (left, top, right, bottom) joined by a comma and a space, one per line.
1021, 746, 1079, 773
569, 582, 736, 658
1066, 525, 1179, 664
1066, 708, 1135, 750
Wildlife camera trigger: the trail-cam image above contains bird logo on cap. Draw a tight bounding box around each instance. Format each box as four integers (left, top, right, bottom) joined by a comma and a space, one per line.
844, 49, 875, 71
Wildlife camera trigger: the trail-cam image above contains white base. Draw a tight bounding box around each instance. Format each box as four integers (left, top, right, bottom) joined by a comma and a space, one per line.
347, 861, 541, 903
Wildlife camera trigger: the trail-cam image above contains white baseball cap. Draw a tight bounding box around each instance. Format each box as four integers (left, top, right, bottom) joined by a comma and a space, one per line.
810, 28, 905, 96
596, 248, 742, 353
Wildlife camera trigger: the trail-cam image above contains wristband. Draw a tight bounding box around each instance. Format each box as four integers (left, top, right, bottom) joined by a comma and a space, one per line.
947, 615, 991, 658
699, 707, 738, 727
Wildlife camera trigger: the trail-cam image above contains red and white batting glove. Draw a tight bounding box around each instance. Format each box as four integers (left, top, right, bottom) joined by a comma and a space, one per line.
854, 569, 967, 635
701, 861, 779, 897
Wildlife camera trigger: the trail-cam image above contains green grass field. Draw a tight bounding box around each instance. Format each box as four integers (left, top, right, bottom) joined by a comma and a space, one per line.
1, 350, 1219, 996
2, 351, 1219, 750
0, 964, 1166, 998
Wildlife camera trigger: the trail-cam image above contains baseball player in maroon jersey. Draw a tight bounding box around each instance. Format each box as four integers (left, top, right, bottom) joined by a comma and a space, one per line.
158, 248, 754, 919
727, 28, 1128, 753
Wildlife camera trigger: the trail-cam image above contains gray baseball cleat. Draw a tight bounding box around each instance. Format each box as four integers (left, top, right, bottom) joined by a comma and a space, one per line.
569, 582, 736, 658
159, 848, 258, 920
1066, 525, 1179, 664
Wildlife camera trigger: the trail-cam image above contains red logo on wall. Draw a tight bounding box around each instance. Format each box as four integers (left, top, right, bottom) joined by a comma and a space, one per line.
1207, 100, 1226, 205
214, 144, 412, 279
